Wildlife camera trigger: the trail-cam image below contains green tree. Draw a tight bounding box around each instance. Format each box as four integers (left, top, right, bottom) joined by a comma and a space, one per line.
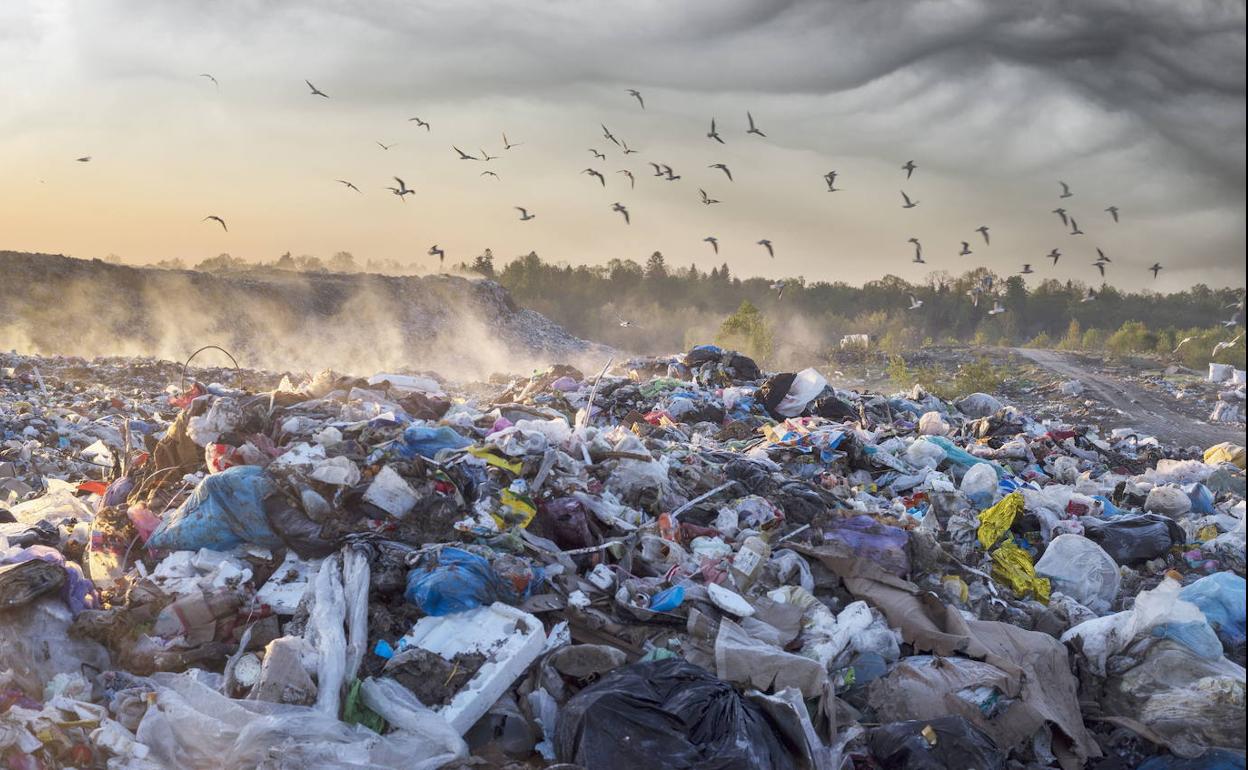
716, 300, 774, 363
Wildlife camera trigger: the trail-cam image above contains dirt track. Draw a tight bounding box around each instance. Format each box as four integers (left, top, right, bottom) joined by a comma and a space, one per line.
1013, 348, 1242, 448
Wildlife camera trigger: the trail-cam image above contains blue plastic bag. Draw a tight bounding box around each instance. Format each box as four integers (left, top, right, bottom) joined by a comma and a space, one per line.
824, 515, 910, 576
1180, 572, 1246, 647
405, 547, 545, 616
393, 425, 472, 459
925, 435, 1005, 478
1184, 483, 1217, 515
147, 465, 284, 552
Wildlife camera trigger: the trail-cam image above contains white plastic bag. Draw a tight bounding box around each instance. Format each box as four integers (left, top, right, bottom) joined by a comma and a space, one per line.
775, 368, 828, 417
1035, 534, 1120, 613
305, 554, 346, 717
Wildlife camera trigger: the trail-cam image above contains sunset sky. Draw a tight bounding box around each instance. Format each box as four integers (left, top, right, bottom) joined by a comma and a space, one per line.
1, 0, 1244, 291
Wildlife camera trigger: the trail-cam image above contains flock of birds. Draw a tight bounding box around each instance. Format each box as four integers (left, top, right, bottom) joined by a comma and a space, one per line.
65, 75, 1240, 332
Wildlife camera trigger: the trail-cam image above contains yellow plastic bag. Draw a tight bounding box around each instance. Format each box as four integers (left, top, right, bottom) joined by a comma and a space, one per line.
977, 492, 1024, 550
1204, 442, 1246, 469
494, 487, 537, 529
466, 445, 524, 474
990, 540, 1051, 603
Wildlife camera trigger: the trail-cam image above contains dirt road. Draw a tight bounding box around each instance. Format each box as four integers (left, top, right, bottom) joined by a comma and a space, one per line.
1013, 348, 1242, 447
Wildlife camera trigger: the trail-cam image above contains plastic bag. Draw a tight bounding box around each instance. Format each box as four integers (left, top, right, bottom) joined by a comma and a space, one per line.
304, 554, 346, 717
990, 540, 1051, 602
956, 392, 1003, 418
404, 547, 545, 616
1081, 514, 1184, 565
393, 425, 472, 459
1034, 534, 1120, 613
1179, 572, 1246, 647
961, 463, 998, 508
1203, 442, 1246, 469
147, 465, 284, 552
554, 658, 802, 770
824, 515, 910, 576
868, 716, 1004, 770
977, 492, 1024, 549
1146, 485, 1194, 518
775, 368, 827, 417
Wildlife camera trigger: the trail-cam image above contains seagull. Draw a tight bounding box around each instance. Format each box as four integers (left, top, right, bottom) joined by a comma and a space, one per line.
900, 191, 919, 209
1213, 334, 1243, 356
386, 177, 415, 201
582, 168, 606, 187
661, 164, 680, 181
907, 294, 923, 310
709, 163, 733, 181
409, 117, 431, 131
958, 241, 973, 256
976, 226, 990, 245
502, 132, 521, 149
988, 299, 1007, 315
1053, 208, 1068, 225
1149, 262, 1163, 279
376, 141, 396, 150
1093, 261, 1106, 277
1047, 249, 1061, 265
703, 236, 719, 254
202, 215, 227, 232
601, 124, 620, 147
707, 118, 724, 144
305, 79, 328, 98
75, 156, 92, 163
1081, 287, 1097, 303
902, 160, 917, 180
758, 239, 774, 258
968, 287, 983, 307
699, 188, 720, 205
479, 148, 497, 161
481, 171, 500, 179
824, 171, 841, 192
589, 149, 607, 160
515, 207, 535, 221
1059, 181, 1073, 198
618, 318, 634, 328
1096, 248, 1111, 263
1069, 217, 1084, 235
617, 170, 635, 188
627, 89, 645, 109
771, 281, 787, 300
746, 111, 766, 137
1020, 264, 1034, 274
1106, 206, 1119, 223
199, 73, 218, 89
908, 237, 923, 263
453, 146, 478, 160
428, 245, 445, 268
1173, 336, 1195, 353
611, 202, 630, 224
335, 179, 361, 193
649, 162, 665, 177
621, 139, 638, 155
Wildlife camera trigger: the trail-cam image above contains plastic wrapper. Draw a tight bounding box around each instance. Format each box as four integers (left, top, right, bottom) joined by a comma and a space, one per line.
306, 554, 347, 717
555, 658, 801, 770
824, 515, 910, 576
1034, 534, 1120, 613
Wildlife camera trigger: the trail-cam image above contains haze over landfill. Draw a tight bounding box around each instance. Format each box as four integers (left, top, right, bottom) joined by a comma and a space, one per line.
1, 0, 1244, 292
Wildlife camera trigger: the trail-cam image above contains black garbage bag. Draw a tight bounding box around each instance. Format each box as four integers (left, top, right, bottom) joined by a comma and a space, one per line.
812, 391, 856, 420
868, 716, 1004, 770
555, 658, 802, 770
756, 373, 797, 419
1081, 514, 1185, 565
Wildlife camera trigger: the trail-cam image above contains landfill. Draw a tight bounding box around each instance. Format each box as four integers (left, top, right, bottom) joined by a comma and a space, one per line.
1, 347, 1245, 769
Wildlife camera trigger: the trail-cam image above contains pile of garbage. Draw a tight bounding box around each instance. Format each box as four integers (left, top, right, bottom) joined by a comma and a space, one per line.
2, 346, 1245, 769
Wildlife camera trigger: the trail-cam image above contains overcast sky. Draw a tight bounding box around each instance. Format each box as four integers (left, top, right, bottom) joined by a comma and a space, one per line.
1, 0, 1243, 291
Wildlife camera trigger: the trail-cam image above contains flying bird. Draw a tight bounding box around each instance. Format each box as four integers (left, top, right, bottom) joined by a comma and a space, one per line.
703, 236, 719, 253
618, 318, 634, 328
1213, 334, 1243, 356
959, 242, 972, 256
709, 163, 733, 181
515, 207, 535, 221
627, 89, 644, 109
1081, 287, 1097, 303
479, 148, 497, 161
617, 170, 635, 188
968, 287, 983, 307
661, 164, 680, 181
75, 156, 92, 163
824, 171, 841, 192
1095, 248, 1111, 263
707, 118, 724, 144
1058, 181, 1073, 198
900, 191, 919, 209
376, 141, 396, 150
1093, 261, 1106, 277
589, 149, 607, 160
453, 146, 478, 160
1020, 264, 1034, 275
1047, 249, 1061, 265
1105, 206, 1119, 223
1053, 208, 1068, 225
409, 117, 431, 131
582, 168, 606, 186
649, 162, 665, 177
976, 226, 990, 245
199, 73, 218, 89
481, 171, 500, 179
902, 160, 917, 180
1069, 218, 1084, 235
699, 188, 720, 205
746, 112, 766, 137
988, 299, 1007, 315
305, 80, 328, 98
502, 132, 521, 149
335, 179, 361, 193
611, 202, 630, 224
1173, 336, 1195, 353
621, 139, 638, 155
758, 239, 774, 258
1149, 262, 1163, 279
202, 215, 227, 231
907, 294, 923, 310
908, 237, 923, 263
771, 281, 787, 300
428, 245, 445, 265
601, 124, 620, 147
386, 177, 415, 201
